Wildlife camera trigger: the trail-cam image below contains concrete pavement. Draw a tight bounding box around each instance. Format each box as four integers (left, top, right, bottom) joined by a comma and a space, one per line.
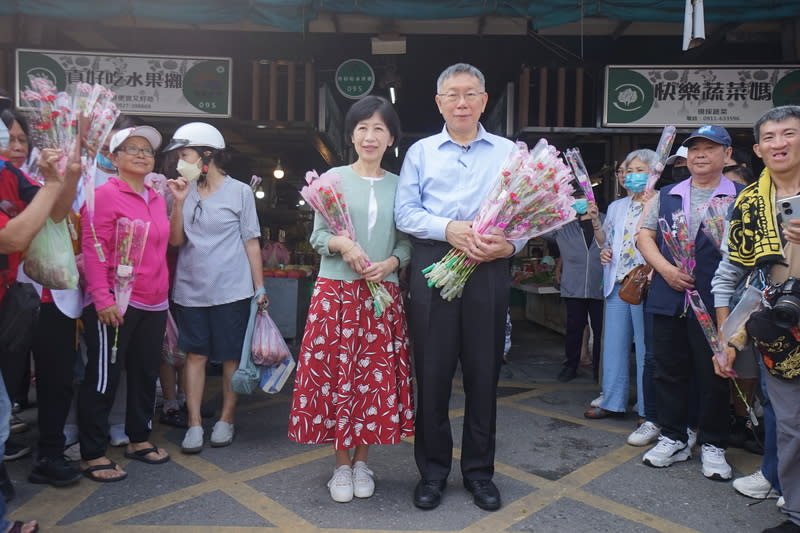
5, 314, 782, 532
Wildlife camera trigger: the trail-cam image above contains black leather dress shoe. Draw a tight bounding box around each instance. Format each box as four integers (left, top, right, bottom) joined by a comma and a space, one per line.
463, 479, 501, 511
413, 479, 446, 510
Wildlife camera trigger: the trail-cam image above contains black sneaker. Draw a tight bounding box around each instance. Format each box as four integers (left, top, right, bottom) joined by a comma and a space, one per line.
159, 408, 188, 428
4, 440, 31, 461
28, 456, 82, 487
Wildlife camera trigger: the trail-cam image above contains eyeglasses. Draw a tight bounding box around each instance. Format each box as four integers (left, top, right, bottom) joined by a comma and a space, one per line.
437, 91, 485, 103
116, 145, 155, 157
191, 200, 203, 225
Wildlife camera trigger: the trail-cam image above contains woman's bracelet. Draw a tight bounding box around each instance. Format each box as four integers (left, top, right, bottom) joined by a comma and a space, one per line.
391, 255, 401, 271
342, 241, 357, 255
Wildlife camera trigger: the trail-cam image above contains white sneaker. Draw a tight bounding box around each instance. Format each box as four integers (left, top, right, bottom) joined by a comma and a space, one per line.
109, 425, 130, 447
181, 426, 204, 454
643, 436, 691, 468
210, 421, 234, 448
352, 461, 375, 498
733, 470, 779, 499
590, 393, 604, 408
778, 496, 785, 508
701, 444, 732, 480
627, 421, 661, 447
687, 427, 698, 450
328, 465, 354, 503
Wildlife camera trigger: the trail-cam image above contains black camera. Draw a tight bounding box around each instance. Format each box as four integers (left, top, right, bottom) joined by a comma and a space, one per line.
771, 277, 800, 329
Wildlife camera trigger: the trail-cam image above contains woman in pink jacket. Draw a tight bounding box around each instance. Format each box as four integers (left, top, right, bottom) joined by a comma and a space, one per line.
78, 126, 171, 482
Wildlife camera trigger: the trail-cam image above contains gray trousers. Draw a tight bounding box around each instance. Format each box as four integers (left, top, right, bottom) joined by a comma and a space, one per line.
764, 371, 800, 526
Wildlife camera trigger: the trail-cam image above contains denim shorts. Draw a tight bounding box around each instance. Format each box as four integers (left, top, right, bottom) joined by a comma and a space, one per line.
175, 298, 250, 362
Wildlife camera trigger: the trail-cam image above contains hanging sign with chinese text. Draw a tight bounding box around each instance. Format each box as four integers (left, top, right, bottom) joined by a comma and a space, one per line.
16, 48, 232, 117
604, 65, 800, 127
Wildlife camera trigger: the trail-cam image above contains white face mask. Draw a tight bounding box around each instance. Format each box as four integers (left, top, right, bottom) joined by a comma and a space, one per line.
176, 158, 202, 181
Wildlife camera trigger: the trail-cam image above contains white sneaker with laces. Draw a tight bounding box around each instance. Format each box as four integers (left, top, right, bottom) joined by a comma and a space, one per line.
590, 393, 604, 408
687, 427, 698, 450
352, 461, 375, 498
701, 444, 732, 480
733, 470, 779, 499
627, 421, 661, 447
328, 465, 354, 503
210, 421, 235, 447
643, 436, 691, 468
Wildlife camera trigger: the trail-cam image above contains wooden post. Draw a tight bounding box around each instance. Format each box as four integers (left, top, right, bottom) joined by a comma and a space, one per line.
269, 61, 279, 121
575, 67, 584, 128
518, 66, 530, 130
304, 62, 315, 123
538, 68, 548, 127
251, 61, 261, 121
287, 62, 296, 122
556, 67, 566, 127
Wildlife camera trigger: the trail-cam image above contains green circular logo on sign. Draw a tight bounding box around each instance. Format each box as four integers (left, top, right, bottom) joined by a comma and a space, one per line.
183, 60, 229, 115
18, 52, 66, 93
335, 59, 375, 100
606, 69, 654, 124
773, 71, 800, 106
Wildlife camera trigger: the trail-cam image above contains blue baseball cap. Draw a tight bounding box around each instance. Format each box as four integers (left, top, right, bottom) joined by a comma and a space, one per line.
681, 124, 732, 147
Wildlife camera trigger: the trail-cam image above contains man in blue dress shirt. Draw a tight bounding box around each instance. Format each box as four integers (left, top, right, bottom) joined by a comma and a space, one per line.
395, 63, 524, 512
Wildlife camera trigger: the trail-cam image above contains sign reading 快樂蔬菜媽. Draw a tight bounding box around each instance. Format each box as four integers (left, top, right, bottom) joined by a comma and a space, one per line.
604, 65, 800, 127
335, 59, 375, 100
15, 49, 232, 117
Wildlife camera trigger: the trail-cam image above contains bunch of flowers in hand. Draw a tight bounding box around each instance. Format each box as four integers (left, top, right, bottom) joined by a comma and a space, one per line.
423, 139, 577, 301
111, 218, 151, 363
699, 196, 735, 250
300, 170, 393, 318
658, 211, 731, 374
20, 77, 77, 166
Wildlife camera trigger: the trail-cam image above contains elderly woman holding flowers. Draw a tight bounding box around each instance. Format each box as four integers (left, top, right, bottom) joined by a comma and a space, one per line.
288, 95, 413, 503
584, 149, 656, 433
78, 125, 171, 482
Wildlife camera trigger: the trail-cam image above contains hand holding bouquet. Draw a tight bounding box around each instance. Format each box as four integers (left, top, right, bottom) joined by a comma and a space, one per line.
424, 140, 577, 300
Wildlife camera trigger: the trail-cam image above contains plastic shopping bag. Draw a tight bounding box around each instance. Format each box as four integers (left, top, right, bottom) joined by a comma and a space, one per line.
259, 353, 295, 394
251, 306, 291, 367
232, 297, 261, 395
23, 218, 79, 289
162, 310, 185, 368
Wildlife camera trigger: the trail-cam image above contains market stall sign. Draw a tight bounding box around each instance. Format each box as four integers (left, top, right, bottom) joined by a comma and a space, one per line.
335, 59, 375, 100
16, 48, 232, 117
604, 65, 800, 127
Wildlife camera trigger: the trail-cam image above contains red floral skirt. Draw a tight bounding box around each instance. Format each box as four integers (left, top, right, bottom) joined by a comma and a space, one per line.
288, 277, 415, 449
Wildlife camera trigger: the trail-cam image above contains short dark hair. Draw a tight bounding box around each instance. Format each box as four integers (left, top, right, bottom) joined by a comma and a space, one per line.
343, 96, 401, 148
188, 145, 231, 172
754, 105, 800, 142
1, 107, 30, 140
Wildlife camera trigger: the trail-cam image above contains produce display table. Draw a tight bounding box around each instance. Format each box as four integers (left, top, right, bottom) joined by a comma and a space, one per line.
263, 277, 313, 341
510, 283, 565, 335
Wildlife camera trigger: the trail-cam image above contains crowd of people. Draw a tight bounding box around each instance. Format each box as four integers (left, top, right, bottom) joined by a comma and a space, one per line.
0, 62, 798, 533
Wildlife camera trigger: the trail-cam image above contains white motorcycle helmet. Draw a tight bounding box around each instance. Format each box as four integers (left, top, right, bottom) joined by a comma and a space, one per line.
163, 122, 225, 152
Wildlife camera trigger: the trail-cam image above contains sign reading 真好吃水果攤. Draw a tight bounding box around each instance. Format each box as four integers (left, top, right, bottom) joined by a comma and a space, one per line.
604, 65, 800, 127
16, 48, 232, 117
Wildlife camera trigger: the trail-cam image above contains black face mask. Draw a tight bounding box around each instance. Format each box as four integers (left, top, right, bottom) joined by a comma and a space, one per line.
672, 166, 691, 181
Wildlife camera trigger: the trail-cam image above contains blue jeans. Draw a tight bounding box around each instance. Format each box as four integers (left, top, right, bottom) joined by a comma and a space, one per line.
600, 284, 646, 415
758, 357, 781, 493
0, 369, 11, 531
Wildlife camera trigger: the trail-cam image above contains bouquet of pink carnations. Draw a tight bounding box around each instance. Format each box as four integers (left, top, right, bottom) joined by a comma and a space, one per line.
300, 170, 393, 318
111, 218, 150, 362
423, 140, 577, 301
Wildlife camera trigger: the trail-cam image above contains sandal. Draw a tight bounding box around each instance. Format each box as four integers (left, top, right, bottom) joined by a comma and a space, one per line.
124, 446, 170, 465
583, 406, 625, 419
82, 461, 127, 483
6, 520, 39, 533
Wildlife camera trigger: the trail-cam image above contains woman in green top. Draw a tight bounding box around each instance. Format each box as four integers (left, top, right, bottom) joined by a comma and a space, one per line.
288, 96, 414, 503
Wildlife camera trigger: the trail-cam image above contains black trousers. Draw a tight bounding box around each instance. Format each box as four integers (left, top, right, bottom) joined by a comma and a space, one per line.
652, 313, 730, 447
408, 239, 508, 482
563, 297, 604, 379
32, 303, 77, 458
78, 306, 166, 460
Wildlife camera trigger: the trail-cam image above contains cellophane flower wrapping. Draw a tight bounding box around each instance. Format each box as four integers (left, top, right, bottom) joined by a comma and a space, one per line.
659, 210, 733, 374
20, 76, 78, 176
113, 218, 150, 316
162, 310, 185, 367
300, 170, 393, 317
423, 139, 577, 301
645, 125, 677, 192
251, 305, 291, 367
564, 147, 596, 202
700, 196, 735, 250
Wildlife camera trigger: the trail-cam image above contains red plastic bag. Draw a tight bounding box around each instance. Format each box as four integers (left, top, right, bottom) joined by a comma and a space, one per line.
251, 306, 291, 367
